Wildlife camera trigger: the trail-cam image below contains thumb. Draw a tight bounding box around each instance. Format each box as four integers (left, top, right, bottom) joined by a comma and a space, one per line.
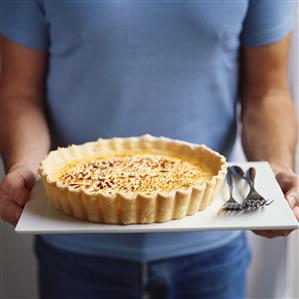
276, 172, 296, 194
275, 172, 299, 208
285, 189, 299, 209
14, 167, 36, 191
6, 165, 36, 191
2, 166, 36, 207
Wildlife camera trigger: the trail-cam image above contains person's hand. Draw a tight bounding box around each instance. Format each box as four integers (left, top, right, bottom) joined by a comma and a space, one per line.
253, 167, 299, 238
0, 165, 36, 226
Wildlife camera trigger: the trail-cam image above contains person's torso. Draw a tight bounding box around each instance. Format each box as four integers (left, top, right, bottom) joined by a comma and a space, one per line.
44, 0, 247, 154
42, 1, 247, 260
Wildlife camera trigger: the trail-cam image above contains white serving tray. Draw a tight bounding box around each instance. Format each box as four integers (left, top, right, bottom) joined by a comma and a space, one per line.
15, 162, 298, 234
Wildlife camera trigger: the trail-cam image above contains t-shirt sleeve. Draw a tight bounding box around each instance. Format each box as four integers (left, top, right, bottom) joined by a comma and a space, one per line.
0, 0, 49, 51
241, 0, 296, 47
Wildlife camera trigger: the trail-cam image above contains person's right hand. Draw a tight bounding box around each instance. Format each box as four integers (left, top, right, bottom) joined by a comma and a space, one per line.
0, 165, 36, 226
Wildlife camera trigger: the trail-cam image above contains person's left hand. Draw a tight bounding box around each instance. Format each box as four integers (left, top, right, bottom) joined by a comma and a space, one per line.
253, 168, 299, 238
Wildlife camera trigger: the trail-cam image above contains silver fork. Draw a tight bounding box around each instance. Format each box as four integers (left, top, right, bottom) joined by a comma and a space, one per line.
230, 166, 273, 209
222, 167, 242, 210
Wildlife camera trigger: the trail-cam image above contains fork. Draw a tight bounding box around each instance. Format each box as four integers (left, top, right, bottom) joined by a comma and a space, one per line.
222, 167, 242, 210
230, 166, 273, 209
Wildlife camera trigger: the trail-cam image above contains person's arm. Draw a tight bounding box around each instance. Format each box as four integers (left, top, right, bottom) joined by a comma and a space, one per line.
241, 34, 298, 238
0, 36, 50, 225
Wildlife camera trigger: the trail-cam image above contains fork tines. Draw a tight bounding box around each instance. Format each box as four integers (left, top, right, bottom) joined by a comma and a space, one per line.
241, 199, 273, 210
223, 201, 243, 210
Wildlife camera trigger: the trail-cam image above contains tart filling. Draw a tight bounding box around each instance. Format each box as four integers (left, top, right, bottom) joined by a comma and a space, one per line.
57, 152, 214, 194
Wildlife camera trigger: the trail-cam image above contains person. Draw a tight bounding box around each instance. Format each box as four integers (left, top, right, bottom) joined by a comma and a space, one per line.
0, 1, 298, 298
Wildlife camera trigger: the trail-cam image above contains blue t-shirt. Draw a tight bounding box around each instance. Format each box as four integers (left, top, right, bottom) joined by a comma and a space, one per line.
0, 1, 295, 261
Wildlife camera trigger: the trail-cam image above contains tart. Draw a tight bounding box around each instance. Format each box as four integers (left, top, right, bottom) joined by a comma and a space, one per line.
39, 135, 227, 224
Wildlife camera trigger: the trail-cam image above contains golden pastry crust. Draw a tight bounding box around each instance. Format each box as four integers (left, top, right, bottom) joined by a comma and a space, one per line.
39, 135, 227, 224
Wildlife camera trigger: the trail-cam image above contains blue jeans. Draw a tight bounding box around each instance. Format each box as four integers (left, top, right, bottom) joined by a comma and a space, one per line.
34, 233, 250, 299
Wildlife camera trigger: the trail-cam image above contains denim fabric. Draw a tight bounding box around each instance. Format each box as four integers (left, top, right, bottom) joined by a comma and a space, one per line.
34, 233, 250, 299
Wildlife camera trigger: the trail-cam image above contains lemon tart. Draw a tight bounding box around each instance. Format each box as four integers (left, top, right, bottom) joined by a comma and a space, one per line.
39, 135, 227, 224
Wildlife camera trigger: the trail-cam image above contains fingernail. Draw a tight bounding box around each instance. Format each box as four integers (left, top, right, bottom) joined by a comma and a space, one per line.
287, 194, 296, 208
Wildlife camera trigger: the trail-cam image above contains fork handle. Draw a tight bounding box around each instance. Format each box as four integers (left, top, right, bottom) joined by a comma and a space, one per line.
248, 167, 256, 182
226, 168, 234, 195
244, 167, 255, 189
227, 168, 232, 184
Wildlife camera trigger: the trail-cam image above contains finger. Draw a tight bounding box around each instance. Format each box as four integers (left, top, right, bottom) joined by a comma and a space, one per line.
18, 168, 36, 190
292, 206, 299, 221
0, 198, 22, 226
275, 173, 299, 208
1, 172, 25, 196
253, 229, 293, 238
281, 230, 293, 237
276, 173, 299, 194
276, 174, 293, 193
286, 190, 299, 209
3, 169, 35, 194
14, 188, 31, 207
1, 171, 34, 206
253, 230, 276, 238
